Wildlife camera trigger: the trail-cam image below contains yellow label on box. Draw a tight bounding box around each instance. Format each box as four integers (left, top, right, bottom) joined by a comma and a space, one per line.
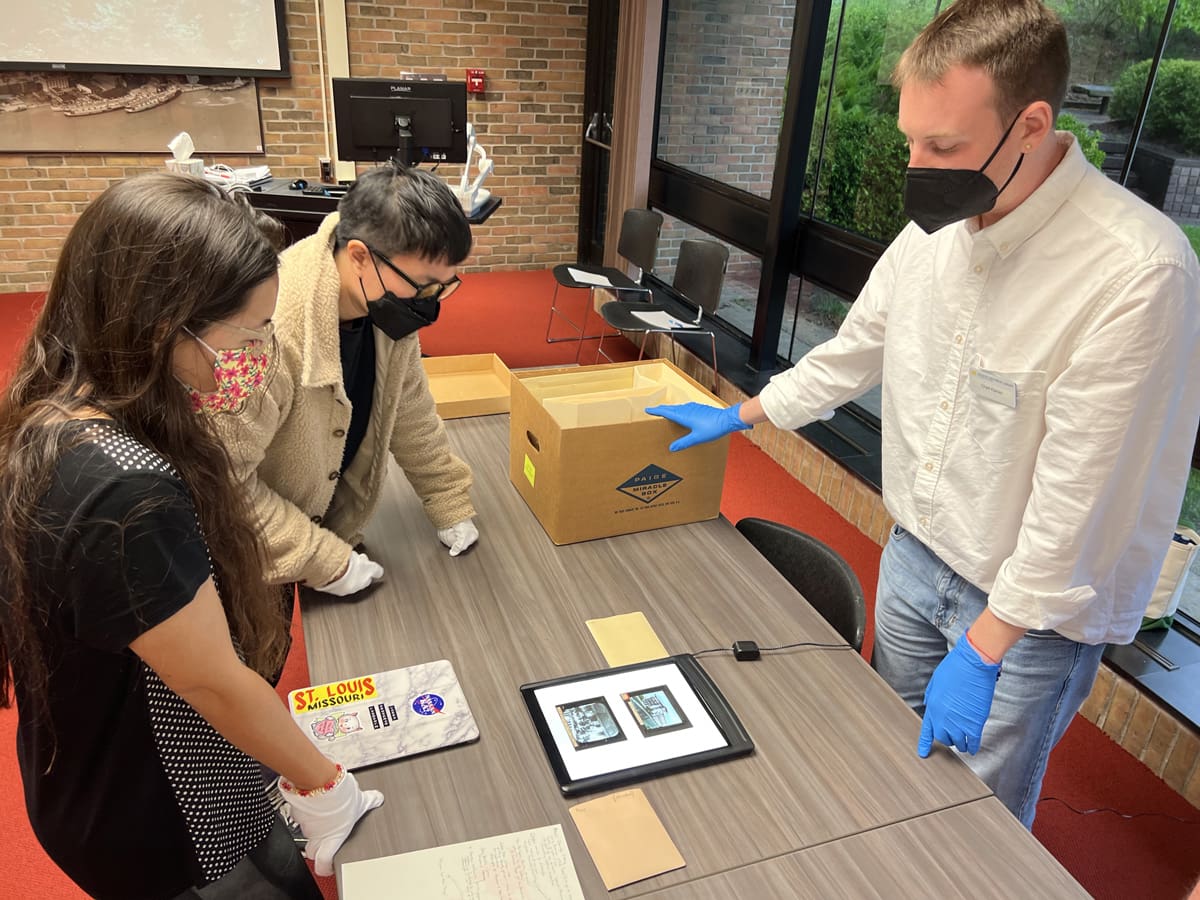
289, 675, 378, 714
524, 454, 536, 486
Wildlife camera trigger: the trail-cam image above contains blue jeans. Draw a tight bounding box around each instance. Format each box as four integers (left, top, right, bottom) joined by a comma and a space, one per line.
172, 816, 322, 899
871, 525, 1105, 828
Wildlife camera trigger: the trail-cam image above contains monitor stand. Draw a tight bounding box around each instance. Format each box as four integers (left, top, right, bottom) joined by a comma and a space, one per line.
391, 114, 416, 167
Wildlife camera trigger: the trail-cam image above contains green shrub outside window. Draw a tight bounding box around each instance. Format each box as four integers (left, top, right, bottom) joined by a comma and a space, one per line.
1111, 58, 1200, 151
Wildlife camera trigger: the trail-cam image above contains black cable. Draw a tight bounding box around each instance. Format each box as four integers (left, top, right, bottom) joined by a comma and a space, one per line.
1039, 795, 1200, 825
692, 641, 854, 658
760, 640, 855, 652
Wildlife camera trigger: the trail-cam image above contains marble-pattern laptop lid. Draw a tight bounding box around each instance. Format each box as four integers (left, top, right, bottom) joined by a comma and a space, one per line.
288, 659, 479, 769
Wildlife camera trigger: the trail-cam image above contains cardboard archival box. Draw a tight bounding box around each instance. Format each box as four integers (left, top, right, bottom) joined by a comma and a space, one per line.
421, 353, 511, 419
508, 359, 730, 544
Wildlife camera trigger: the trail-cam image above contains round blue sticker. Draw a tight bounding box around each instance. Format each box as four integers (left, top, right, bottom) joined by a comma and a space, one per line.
412, 693, 445, 715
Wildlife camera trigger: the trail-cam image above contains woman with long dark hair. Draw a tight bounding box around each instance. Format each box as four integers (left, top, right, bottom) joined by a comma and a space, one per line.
0, 173, 382, 899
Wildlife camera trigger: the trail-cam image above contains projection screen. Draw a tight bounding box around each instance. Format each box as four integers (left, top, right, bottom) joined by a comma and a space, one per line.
0, 0, 289, 76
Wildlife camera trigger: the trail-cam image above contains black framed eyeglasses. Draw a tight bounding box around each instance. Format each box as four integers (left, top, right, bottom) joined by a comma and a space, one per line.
368, 246, 461, 302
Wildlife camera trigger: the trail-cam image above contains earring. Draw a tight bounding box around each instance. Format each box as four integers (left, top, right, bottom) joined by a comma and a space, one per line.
1024, 143, 1033, 150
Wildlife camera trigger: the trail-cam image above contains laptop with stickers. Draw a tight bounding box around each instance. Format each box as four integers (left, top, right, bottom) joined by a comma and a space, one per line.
288, 659, 479, 769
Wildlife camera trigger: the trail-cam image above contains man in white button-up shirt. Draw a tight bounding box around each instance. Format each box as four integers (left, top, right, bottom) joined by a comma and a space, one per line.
648, 0, 1200, 828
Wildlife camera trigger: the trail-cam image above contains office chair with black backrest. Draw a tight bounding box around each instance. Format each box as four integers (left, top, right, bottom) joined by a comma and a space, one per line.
544, 208, 664, 356
735, 517, 866, 654
594, 238, 729, 389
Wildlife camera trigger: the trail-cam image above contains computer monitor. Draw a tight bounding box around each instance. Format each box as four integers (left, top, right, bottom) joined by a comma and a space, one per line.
332, 77, 468, 167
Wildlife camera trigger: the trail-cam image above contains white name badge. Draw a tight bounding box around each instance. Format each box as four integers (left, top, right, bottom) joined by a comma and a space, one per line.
968, 368, 1018, 409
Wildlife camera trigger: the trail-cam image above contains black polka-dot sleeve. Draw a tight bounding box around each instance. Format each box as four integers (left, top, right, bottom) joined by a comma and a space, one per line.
55, 462, 211, 655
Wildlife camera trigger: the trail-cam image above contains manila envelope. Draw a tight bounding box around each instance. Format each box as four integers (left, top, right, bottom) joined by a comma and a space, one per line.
569, 788, 685, 890
586, 611, 669, 668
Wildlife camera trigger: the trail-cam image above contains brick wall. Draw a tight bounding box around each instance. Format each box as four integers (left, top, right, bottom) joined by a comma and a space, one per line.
0, 0, 587, 293
1082, 664, 1200, 808
654, 332, 1200, 809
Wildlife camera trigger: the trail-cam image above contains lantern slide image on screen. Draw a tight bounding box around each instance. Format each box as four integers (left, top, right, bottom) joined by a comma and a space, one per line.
556, 697, 627, 749
621, 685, 692, 738
522, 655, 754, 795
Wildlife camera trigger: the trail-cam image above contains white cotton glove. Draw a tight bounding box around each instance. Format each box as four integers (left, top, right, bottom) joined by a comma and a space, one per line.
437, 518, 479, 557
316, 550, 384, 597
279, 770, 384, 877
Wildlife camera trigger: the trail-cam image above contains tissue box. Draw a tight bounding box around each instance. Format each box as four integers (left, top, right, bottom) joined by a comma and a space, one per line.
166, 158, 205, 177
508, 359, 730, 544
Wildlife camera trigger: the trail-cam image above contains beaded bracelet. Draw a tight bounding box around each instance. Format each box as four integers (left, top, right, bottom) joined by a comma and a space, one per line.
280, 763, 345, 798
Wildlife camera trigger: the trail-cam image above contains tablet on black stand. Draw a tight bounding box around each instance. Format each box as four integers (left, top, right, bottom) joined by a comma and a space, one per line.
520, 654, 754, 796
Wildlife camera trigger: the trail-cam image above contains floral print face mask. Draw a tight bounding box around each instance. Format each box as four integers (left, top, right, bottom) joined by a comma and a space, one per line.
181, 322, 273, 414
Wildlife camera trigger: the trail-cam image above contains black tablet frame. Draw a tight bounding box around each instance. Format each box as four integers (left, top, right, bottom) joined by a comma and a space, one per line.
520, 654, 754, 796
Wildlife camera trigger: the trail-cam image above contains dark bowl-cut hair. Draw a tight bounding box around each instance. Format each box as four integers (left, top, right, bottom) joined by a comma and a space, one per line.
335, 163, 473, 264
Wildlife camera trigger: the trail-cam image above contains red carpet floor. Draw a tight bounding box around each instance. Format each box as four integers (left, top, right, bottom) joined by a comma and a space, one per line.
2, 273, 1198, 899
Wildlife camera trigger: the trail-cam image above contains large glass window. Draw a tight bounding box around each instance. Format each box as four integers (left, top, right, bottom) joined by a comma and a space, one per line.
1050, 2, 1174, 207
802, 0, 935, 245
798, 1, 1195, 248
656, 0, 795, 199
1101, 4, 1200, 240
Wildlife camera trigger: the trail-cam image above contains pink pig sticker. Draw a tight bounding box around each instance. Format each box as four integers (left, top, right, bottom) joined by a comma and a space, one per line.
310, 715, 338, 741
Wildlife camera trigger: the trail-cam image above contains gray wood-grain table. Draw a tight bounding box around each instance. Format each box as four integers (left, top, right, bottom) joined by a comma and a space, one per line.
640, 797, 1089, 899
299, 414, 1083, 898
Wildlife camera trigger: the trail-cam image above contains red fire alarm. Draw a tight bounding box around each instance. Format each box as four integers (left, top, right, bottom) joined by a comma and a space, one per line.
466, 68, 486, 94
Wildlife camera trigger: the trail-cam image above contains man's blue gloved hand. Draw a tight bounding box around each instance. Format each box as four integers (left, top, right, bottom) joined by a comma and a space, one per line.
918, 634, 1001, 758
644, 402, 751, 452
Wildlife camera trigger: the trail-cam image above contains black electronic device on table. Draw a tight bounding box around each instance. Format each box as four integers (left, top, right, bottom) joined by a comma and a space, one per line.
520, 654, 754, 796
302, 184, 349, 197
332, 77, 468, 167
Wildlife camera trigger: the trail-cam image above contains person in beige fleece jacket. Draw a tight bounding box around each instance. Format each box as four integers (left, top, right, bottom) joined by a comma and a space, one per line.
210, 164, 478, 599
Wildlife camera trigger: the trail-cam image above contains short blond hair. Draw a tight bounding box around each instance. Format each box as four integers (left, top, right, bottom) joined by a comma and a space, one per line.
893, 0, 1070, 120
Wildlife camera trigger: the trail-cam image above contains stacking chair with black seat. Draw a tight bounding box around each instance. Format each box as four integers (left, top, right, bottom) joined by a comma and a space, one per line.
544, 207, 663, 357
734, 517, 867, 654
593, 238, 729, 388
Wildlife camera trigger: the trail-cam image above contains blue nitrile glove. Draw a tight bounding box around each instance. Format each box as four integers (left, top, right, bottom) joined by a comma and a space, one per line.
644, 402, 751, 452
917, 634, 1001, 758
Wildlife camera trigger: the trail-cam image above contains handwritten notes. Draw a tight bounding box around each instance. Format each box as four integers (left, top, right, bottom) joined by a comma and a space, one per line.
340, 824, 585, 899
